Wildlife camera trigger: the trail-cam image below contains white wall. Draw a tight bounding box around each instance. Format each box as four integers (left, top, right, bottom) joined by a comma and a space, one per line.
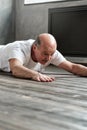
24, 0, 63, 4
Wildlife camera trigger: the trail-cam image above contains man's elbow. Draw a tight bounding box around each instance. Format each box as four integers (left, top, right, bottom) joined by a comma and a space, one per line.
11, 67, 20, 77
11, 70, 18, 77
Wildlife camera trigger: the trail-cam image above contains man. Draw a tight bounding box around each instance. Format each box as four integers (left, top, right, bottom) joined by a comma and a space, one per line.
0, 33, 87, 82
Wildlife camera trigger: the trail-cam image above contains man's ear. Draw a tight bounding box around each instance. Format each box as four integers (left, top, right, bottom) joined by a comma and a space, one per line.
33, 44, 37, 50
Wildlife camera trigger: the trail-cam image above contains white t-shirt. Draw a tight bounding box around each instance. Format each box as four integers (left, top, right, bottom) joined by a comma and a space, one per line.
0, 39, 66, 72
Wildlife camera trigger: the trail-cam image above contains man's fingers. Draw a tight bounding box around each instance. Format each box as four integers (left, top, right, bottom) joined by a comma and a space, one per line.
38, 73, 55, 82
32, 72, 55, 82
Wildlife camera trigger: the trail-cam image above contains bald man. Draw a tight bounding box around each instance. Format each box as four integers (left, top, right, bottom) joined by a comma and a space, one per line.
0, 33, 87, 82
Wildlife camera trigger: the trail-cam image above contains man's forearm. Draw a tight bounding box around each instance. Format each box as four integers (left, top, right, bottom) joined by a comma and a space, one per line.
11, 64, 38, 79
9, 59, 54, 82
11, 64, 55, 82
71, 64, 87, 76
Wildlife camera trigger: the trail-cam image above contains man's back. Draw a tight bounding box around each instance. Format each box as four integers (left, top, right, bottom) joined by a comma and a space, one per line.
0, 39, 34, 72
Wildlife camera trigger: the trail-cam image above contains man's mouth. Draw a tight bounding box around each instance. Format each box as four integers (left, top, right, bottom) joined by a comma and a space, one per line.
41, 60, 48, 64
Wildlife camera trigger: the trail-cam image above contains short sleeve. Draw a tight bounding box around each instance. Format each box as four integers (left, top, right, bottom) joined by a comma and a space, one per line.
7, 44, 25, 64
51, 50, 66, 66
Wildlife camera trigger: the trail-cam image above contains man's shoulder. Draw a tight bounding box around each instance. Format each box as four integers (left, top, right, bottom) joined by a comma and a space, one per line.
12, 39, 35, 44
13, 39, 35, 47
27, 39, 35, 43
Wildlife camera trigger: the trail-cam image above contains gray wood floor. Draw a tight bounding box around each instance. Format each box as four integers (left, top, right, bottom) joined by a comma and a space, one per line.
0, 65, 87, 130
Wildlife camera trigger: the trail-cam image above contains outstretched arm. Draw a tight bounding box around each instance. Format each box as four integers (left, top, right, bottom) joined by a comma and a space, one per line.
58, 60, 87, 76
9, 58, 55, 82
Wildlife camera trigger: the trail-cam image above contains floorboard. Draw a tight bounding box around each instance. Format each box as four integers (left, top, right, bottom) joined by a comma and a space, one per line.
0, 65, 87, 130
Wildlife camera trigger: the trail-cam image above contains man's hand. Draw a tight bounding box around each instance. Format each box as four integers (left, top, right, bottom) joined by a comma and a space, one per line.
32, 72, 55, 82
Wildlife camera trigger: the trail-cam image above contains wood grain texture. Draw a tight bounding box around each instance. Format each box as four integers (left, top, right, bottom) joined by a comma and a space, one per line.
0, 65, 87, 130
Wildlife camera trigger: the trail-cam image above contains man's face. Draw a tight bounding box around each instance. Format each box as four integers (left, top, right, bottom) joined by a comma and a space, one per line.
34, 42, 56, 64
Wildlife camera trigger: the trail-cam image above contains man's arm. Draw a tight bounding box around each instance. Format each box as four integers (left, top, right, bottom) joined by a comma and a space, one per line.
58, 60, 87, 76
9, 58, 54, 82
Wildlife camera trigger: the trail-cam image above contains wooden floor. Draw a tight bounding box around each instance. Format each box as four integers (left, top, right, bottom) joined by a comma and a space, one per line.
0, 65, 87, 130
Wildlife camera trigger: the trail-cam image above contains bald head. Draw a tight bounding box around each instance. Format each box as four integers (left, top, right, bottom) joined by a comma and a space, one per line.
38, 33, 57, 49
34, 33, 57, 50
